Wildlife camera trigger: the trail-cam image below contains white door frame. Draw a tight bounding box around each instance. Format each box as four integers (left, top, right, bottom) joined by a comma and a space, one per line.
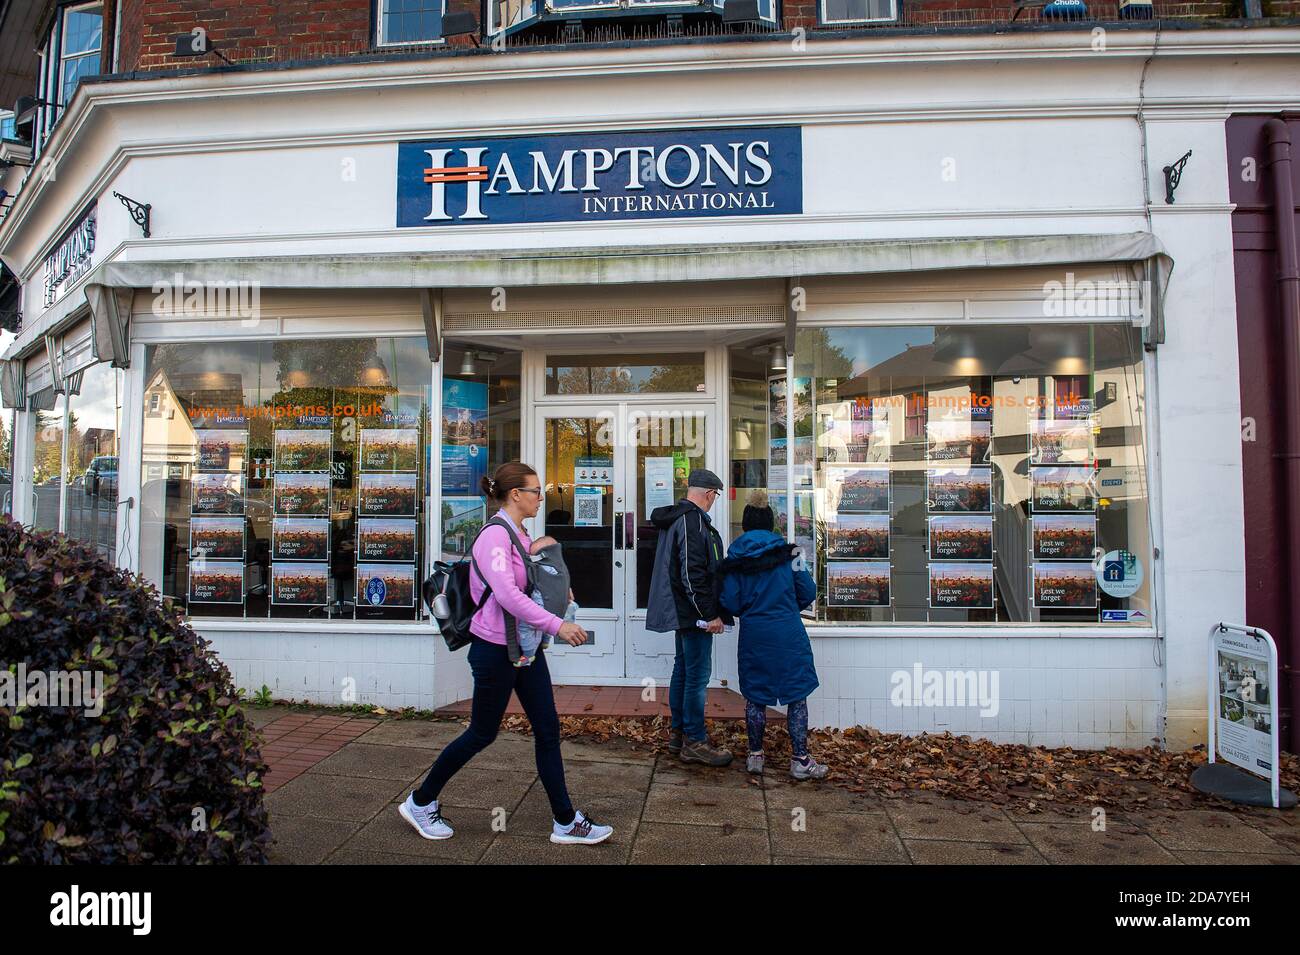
524, 345, 725, 684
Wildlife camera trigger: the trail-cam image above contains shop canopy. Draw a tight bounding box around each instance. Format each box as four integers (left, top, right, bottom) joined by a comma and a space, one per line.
2, 231, 1173, 372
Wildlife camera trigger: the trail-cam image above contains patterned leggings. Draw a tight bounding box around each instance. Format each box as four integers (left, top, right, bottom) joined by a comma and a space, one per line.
746, 699, 809, 758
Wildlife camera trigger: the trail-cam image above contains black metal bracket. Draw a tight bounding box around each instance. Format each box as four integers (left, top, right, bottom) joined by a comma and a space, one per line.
113, 191, 151, 238
1162, 150, 1192, 205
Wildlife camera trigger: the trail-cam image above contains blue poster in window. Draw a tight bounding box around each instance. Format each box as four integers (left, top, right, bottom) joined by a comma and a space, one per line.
397, 126, 802, 227
441, 378, 488, 495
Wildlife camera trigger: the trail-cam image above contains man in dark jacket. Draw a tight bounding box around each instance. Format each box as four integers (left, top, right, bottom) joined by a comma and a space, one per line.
646, 468, 733, 766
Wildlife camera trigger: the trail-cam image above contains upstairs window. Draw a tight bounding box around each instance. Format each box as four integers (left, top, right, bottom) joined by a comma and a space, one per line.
59, 4, 103, 108
33, 2, 103, 153
820, 0, 897, 24
377, 0, 448, 45
0, 112, 15, 140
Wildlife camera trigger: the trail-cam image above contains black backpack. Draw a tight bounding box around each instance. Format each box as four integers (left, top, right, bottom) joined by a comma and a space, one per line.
421, 516, 535, 653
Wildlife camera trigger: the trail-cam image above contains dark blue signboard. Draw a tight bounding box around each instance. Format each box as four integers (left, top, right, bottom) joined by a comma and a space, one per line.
396, 126, 802, 227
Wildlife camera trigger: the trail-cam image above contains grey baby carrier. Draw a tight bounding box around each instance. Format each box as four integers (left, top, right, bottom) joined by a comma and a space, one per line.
477, 520, 571, 663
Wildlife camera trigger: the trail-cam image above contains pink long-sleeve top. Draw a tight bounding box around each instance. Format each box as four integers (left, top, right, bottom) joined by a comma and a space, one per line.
469, 516, 564, 646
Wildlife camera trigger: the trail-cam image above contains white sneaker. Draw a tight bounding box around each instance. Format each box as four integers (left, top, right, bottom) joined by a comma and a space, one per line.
550, 809, 613, 846
398, 793, 454, 840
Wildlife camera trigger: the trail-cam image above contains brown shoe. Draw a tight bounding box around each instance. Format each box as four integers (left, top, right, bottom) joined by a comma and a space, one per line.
667, 729, 683, 755
679, 738, 733, 767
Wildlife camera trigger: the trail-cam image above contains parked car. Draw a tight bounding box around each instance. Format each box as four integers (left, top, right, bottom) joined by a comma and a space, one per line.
85, 456, 118, 499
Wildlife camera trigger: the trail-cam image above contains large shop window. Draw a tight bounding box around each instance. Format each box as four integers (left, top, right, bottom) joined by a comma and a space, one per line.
1, 407, 13, 517
728, 323, 1153, 627
139, 339, 432, 622
27, 361, 121, 559
438, 343, 521, 560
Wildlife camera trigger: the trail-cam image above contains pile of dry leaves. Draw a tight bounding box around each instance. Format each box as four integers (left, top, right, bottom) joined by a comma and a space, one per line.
498, 713, 1299, 815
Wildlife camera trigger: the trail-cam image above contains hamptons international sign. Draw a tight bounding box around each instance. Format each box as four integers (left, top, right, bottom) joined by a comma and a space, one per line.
396, 126, 802, 227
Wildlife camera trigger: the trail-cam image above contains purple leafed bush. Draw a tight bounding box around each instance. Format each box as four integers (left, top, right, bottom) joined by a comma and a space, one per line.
0, 519, 271, 863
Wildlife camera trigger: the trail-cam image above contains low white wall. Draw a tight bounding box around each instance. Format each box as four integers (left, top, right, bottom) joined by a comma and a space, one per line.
199, 626, 443, 711
803, 635, 1165, 749
200, 626, 1163, 748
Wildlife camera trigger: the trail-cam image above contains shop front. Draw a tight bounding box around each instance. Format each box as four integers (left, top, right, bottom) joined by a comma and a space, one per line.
3, 29, 1271, 747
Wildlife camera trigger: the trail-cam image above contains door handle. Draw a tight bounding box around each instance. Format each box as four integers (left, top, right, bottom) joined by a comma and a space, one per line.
613, 511, 624, 549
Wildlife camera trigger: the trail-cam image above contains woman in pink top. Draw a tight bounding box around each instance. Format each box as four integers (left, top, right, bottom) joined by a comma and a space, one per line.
399, 462, 613, 846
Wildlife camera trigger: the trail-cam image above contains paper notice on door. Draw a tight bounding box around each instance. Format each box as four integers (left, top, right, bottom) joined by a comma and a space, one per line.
645, 456, 675, 519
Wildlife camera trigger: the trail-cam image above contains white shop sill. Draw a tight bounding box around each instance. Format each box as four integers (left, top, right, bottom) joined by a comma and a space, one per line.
193, 618, 439, 636
804, 625, 1159, 640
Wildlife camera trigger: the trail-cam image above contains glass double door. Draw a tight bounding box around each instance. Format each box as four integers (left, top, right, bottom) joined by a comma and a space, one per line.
536, 401, 712, 681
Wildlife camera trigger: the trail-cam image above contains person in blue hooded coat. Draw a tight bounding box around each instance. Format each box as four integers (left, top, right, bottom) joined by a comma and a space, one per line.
718, 503, 828, 780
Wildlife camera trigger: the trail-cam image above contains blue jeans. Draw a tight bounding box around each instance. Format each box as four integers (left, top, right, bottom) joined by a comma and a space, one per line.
669, 627, 713, 742
415, 638, 574, 825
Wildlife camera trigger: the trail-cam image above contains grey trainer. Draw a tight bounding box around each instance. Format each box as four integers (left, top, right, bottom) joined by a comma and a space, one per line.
790, 756, 829, 781
680, 738, 734, 767
746, 752, 765, 775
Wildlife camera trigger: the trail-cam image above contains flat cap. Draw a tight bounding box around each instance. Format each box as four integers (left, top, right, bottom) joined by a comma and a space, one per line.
687, 468, 723, 490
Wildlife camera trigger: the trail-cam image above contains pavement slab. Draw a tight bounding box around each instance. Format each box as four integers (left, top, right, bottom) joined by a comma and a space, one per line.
766, 808, 909, 862
630, 822, 772, 865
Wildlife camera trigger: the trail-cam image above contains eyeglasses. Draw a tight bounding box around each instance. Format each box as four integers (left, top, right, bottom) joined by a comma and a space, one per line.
515, 487, 543, 497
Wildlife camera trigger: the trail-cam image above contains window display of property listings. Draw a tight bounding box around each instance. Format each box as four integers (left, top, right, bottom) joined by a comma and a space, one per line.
138, 337, 432, 621
775, 323, 1152, 626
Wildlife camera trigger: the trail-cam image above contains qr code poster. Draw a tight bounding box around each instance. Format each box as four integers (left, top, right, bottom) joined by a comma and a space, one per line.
574, 485, 604, 526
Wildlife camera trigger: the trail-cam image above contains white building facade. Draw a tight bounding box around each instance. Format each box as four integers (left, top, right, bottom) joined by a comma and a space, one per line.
5, 27, 1296, 749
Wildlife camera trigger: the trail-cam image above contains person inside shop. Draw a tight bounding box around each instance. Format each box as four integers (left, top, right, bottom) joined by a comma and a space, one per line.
399, 461, 613, 846
646, 468, 734, 767
718, 499, 828, 780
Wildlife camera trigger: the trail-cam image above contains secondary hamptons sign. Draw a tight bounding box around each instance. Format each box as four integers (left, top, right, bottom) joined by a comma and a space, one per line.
396, 126, 802, 227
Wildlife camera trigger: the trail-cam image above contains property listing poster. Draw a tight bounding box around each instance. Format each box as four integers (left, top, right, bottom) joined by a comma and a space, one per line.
357, 420, 421, 616
1214, 630, 1276, 776
270, 422, 333, 608
1028, 417, 1098, 618
442, 378, 488, 495
768, 375, 813, 489
189, 419, 248, 606
822, 464, 891, 610
771, 490, 814, 557
926, 410, 994, 611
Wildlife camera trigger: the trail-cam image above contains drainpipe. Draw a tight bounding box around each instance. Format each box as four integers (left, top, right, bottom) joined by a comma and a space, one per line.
1264, 118, 1300, 756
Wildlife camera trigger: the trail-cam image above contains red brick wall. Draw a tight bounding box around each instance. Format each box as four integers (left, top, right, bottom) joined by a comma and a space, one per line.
111, 0, 1287, 73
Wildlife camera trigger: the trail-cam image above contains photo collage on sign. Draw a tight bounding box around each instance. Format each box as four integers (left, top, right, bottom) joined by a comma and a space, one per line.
926, 415, 994, 611
188, 426, 248, 607
1029, 416, 1098, 612
271, 427, 332, 608
768, 374, 820, 608
355, 427, 419, 609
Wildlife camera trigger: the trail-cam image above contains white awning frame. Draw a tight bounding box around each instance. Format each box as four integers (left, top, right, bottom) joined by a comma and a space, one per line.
3, 232, 1174, 362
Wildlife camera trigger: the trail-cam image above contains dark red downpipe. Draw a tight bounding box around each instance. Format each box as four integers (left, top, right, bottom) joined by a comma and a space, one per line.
1264, 118, 1300, 756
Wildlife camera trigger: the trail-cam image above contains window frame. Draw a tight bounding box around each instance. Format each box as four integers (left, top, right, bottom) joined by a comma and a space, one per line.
57, 2, 104, 111
34, 1, 104, 154
817, 0, 899, 27
374, 0, 450, 48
